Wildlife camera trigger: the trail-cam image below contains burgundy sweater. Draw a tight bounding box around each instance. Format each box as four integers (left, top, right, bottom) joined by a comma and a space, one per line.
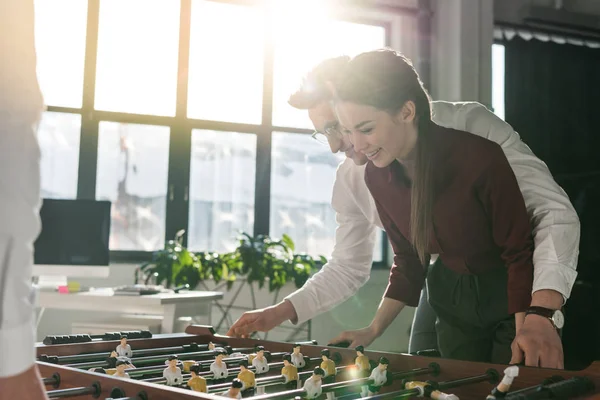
364, 124, 534, 314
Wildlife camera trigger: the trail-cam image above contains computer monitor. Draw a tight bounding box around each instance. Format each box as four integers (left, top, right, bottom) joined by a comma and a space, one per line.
33, 199, 111, 278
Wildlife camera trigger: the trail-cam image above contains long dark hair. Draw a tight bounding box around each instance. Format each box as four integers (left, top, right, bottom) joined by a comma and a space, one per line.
334, 48, 434, 265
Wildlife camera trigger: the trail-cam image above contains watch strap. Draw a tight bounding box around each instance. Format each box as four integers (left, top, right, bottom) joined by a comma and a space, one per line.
525, 306, 555, 319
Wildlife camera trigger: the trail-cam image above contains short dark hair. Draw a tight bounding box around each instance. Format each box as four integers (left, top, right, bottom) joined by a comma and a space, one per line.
355, 345, 364, 353
313, 367, 325, 376
320, 349, 330, 358
167, 355, 178, 361
379, 357, 390, 365
190, 363, 201, 374
288, 56, 350, 110
255, 345, 265, 352
283, 353, 292, 362
116, 360, 127, 367
231, 378, 244, 389
239, 359, 249, 368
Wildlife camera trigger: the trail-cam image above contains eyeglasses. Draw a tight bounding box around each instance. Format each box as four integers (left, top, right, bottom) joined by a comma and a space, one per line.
311, 124, 341, 144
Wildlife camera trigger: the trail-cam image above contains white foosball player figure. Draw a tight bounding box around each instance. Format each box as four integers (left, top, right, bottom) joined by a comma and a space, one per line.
222, 378, 243, 399
486, 365, 519, 399
361, 357, 389, 397
114, 360, 130, 379
163, 355, 183, 386
252, 346, 269, 374
115, 336, 132, 358
291, 343, 306, 368
303, 367, 325, 399
210, 349, 229, 380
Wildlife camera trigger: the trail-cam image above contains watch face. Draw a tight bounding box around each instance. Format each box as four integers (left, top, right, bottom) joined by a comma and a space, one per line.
552, 310, 565, 329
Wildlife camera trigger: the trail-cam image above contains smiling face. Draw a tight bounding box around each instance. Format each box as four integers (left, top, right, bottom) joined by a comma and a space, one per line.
334, 101, 418, 168
308, 101, 368, 166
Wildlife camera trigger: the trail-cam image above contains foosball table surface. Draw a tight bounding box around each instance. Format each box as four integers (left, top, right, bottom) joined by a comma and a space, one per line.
36, 325, 600, 400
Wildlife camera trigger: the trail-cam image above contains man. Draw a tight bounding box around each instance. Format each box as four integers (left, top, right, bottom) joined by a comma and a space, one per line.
303, 367, 325, 399
162, 355, 183, 386
227, 56, 580, 369
0, 1, 47, 399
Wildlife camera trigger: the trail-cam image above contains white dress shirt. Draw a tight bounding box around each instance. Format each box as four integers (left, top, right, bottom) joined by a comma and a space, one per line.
0, 0, 44, 378
284, 101, 580, 324
116, 344, 132, 358
291, 352, 305, 368
252, 356, 269, 374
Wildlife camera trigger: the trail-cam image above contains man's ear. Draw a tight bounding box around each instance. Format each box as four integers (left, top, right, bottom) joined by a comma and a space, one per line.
397, 101, 416, 123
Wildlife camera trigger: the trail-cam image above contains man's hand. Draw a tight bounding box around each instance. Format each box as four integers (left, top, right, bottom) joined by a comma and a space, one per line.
226, 300, 297, 338
0, 365, 49, 400
510, 314, 564, 369
328, 326, 379, 348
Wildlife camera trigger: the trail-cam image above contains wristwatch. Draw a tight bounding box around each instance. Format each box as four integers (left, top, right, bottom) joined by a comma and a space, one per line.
525, 306, 565, 329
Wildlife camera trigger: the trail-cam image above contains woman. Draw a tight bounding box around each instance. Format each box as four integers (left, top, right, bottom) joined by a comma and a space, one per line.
332, 48, 534, 363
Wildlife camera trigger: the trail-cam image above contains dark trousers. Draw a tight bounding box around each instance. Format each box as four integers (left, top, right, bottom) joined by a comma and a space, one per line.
426, 259, 516, 364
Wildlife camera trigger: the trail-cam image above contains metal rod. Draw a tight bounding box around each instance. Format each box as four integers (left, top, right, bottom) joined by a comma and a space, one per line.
42, 373, 61, 388
47, 382, 101, 399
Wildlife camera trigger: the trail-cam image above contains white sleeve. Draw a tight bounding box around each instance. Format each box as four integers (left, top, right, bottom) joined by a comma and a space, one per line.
284, 165, 377, 324
433, 101, 580, 300
0, 0, 44, 378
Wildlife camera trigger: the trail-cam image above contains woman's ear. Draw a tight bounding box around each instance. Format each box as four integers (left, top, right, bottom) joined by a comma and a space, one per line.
397, 101, 416, 123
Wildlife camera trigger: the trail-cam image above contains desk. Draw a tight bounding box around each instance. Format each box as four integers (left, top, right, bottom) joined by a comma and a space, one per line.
37, 289, 223, 334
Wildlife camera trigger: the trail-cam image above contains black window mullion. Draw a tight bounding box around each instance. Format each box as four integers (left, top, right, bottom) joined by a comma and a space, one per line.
77, 0, 100, 200
254, 6, 274, 237
165, 0, 192, 246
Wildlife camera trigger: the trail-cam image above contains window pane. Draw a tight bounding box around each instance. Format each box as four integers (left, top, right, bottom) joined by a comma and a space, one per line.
187, 1, 264, 124
96, 122, 170, 251
270, 132, 344, 257
34, 0, 87, 108
492, 44, 505, 120
188, 131, 256, 253
273, 20, 386, 129
37, 112, 81, 199
95, 0, 180, 116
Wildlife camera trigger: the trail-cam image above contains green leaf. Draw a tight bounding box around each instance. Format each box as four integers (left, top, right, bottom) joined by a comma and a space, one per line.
281, 234, 295, 252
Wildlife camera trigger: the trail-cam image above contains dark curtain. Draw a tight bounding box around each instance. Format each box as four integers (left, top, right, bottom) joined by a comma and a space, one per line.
504, 36, 600, 369
504, 36, 600, 176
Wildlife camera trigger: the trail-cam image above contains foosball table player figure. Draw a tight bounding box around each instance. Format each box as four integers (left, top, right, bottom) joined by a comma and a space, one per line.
163, 355, 183, 386
115, 335, 132, 358
222, 378, 244, 399
237, 358, 256, 397
361, 356, 389, 397
252, 345, 269, 374
354, 345, 371, 378
320, 349, 337, 384
187, 363, 208, 393
281, 353, 299, 389
114, 360, 130, 379
303, 367, 325, 399
291, 343, 306, 369
211, 348, 229, 382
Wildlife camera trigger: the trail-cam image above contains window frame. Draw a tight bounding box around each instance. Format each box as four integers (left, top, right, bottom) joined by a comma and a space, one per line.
42, 0, 402, 267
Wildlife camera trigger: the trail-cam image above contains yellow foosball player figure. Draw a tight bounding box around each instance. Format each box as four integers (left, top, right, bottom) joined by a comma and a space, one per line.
354, 346, 371, 377
114, 360, 130, 379
281, 353, 299, 388
361, 357, 389, 397
303, 367, 325, 399
237, 359, 256, 397
252, 346, 269, 374
403, 381, 459, 400
320, 349, 337, 384
222, 378, 244, 399
486, 366, 519, 399
187, 363, 208, 393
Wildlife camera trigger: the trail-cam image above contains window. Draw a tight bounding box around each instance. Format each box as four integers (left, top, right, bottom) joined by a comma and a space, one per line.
95, 0, 180, 116
187, 1, 265, 124
492, 44, 505, 120
34, 0, 396, 264
37, 112, 81, 199
34, 0, 87, 108
96, 122, 170, 251
188, 130, 257, 253
273, 20, 386, 129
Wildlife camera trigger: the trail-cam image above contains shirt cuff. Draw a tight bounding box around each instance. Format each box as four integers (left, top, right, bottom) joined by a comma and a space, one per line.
0, 317, 35, 377
284, 290, 314, 326
532, 263, 578, 304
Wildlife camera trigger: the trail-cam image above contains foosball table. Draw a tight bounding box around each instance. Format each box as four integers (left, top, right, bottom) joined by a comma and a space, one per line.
36, 325, 600, 400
